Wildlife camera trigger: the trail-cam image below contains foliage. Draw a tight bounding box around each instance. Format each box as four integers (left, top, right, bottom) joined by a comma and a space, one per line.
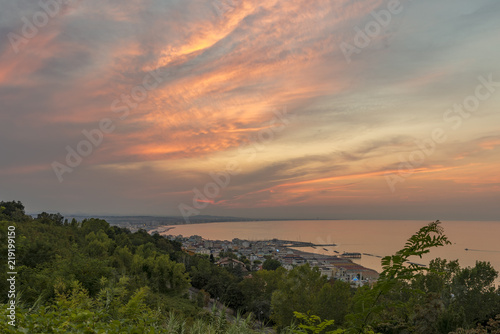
37, 212, 64, 226
271, 264, 352, 329
0, 200, 30, 222
287, 220, 500, 334
0, 291, 261, 333
239, 267, 286, 322
449, 315, 500, 333
292, 312, 343, 334
263, 258, 282, 271
345, 220, 452, 333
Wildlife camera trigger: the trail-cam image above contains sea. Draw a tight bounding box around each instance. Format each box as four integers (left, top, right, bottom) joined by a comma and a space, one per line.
160, 220, 500, 285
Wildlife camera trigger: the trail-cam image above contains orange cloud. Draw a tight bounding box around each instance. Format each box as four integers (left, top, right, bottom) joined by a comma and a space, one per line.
479, 138, 500, 150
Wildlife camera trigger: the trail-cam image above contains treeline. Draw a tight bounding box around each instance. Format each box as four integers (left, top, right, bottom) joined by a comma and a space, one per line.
1, 200, 500, 333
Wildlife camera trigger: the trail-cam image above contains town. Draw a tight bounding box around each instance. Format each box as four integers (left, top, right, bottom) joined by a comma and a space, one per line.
164, 233, 379, 286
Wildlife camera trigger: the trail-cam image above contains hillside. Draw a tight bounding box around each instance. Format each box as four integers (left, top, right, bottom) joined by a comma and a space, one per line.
1, 201, 500, 333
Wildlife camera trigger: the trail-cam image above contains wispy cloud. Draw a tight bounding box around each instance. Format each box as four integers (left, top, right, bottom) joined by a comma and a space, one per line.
1, 0, 499, 219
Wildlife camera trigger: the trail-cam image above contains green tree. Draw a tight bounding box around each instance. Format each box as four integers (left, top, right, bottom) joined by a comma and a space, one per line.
112, 246, 133, 274
0, 200, 29, 222
148, 254, 190, 294
36, 212, 64, 226
446, 261, 500, 329
315, 280, 352, 327
81, 218, 110, 235
263, 258, 282, 271
240, 267, 286, 321
85, 230, 115, 258
345, 220, 451, 333
271, 264, 328, 327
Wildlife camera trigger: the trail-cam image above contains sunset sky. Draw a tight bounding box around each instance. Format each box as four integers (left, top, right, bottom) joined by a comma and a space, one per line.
1, 0, 499, 220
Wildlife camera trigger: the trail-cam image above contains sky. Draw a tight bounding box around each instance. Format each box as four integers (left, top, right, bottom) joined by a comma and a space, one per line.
1, 0, 500, 220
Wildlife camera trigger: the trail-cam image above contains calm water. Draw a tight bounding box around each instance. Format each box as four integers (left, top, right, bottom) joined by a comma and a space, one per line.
162, 220, 500, 284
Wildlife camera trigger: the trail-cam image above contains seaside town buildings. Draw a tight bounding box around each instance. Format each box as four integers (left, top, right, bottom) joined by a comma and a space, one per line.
165, 234, 379, 286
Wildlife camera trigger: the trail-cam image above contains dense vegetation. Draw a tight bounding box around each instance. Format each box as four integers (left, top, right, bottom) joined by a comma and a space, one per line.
1, 200, 500, 333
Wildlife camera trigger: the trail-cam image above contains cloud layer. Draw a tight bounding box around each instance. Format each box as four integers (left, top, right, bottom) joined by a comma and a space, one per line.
1, 0, 499, 220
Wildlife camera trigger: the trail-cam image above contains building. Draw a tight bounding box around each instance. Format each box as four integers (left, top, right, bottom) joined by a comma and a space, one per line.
216, 257, 248, 272
195, 248, 211, 255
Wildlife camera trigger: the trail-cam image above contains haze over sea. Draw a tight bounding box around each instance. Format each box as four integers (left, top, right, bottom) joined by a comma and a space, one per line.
163, 220, 500, 285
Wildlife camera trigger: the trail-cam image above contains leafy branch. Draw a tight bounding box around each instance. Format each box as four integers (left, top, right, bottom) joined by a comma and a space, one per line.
346, 220, 451, 333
